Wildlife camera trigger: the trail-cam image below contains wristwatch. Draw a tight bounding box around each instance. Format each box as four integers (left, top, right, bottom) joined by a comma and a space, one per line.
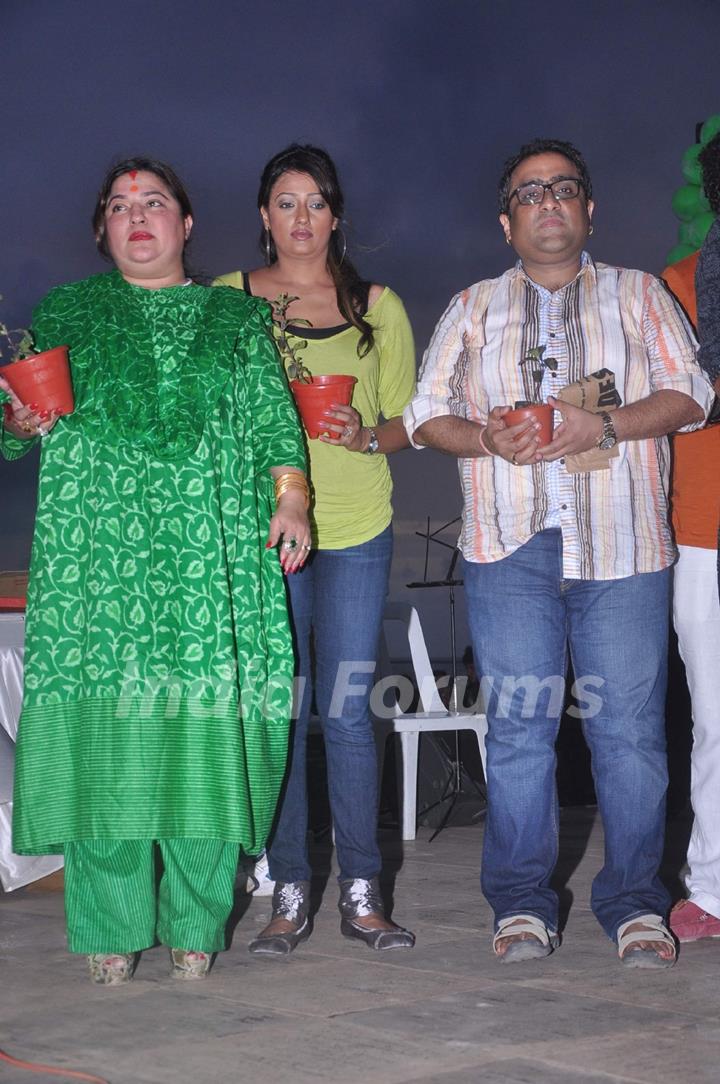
364, 426, 379, 454
597, 411, 617, 450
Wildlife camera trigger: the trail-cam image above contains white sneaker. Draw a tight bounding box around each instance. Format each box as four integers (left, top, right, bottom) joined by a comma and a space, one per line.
247, 852, 275, 896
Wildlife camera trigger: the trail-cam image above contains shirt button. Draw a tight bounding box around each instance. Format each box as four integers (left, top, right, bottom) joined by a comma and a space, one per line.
549, 332, 556, 338
561, 504, 567, 510
560, 458, 565, 465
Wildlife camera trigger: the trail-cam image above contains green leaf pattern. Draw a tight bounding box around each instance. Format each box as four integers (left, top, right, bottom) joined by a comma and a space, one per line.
10, 273, 306, 855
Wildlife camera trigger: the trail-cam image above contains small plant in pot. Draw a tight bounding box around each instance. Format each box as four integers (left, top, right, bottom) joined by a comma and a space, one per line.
0, 296, 74, 418
270, 293, 356, 440
502, 345, 556, 446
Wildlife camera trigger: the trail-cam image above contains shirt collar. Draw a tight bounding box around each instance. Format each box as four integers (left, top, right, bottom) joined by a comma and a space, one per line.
510, 251, 596, 294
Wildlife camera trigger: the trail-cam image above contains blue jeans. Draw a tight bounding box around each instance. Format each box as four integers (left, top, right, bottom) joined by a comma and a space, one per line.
267, 525, 392, 883
463, 529, 671, 940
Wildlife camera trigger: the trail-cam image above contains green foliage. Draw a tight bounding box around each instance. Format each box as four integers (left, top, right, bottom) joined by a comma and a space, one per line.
520, 345, 557, 403
269, 293, 313, 384
0, 295, 37, 364
669, 118, 720, 265
686, 210, 715, 249
665, 243, 697, 266
701, 114, 720, 145
681, 144, 703, 185
672, 184, 702, 222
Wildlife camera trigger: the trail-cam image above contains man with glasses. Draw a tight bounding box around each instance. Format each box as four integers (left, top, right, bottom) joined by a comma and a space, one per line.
404, 139, 712, 969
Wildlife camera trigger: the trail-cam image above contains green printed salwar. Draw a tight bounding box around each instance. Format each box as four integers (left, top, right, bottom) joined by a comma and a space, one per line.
3, 271, 306, 862
64, 839, 240, 953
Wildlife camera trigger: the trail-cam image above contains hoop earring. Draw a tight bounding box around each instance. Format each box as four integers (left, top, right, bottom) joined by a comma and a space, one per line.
588, 224, 594, 236
264, 228, 272, 266
505, 235, 512, 246
334, 225, 347, 267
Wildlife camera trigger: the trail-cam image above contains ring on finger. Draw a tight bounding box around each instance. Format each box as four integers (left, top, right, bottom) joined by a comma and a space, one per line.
282, 537, 299, 552
511, 452, 518, 466
343, 425, 352, 437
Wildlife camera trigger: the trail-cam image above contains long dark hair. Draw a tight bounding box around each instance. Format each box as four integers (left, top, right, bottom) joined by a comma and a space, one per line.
257, 144, 374, 356
92, 156, 194, 272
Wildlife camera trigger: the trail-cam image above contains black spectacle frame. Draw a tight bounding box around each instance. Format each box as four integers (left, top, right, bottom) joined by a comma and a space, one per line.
508, 177, 587, 208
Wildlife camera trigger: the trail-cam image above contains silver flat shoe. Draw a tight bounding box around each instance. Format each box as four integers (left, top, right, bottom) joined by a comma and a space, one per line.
339, 877, 415, 951
248, 880, 312, 956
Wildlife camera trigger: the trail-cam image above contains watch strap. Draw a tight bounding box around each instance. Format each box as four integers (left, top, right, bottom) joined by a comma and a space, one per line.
364, 427, 379, 454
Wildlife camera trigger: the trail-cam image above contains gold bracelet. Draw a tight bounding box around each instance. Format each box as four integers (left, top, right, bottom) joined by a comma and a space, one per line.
274, 473, 308, 496
275, 480, 309, 502
274, 472, 310, 508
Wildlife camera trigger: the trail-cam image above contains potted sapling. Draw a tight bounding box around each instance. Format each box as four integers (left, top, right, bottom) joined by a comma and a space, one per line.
0, 296, 73, 418
502, 345, 556, 446
271, 293, 356, 440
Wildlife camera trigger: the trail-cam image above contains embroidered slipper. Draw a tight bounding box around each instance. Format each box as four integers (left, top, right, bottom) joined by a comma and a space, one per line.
88, 953, 137, 985
492, 913, 559, 964
617, 914, 676, 969
170, 948, 214, 980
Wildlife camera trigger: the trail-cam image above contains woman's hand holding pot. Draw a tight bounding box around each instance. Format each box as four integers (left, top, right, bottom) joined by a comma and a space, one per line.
317, 403, 366, 451
0, 376, 60, 440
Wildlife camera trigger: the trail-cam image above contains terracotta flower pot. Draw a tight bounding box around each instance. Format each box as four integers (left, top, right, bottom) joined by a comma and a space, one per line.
1, 345, 74, 416
503, 403, 554, 446
290, 374, 358, 439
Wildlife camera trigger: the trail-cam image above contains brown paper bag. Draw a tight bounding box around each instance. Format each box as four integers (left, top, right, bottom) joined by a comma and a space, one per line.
555, 368, 622, 473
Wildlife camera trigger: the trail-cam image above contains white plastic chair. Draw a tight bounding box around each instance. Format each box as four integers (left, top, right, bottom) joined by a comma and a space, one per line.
375, 603, 488, 840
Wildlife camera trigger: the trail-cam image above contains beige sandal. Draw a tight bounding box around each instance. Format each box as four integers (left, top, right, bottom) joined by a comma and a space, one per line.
616, 914, 676, 969
492, 914, 559, 963
170, 948, 213, 980
88, 953, 137, 985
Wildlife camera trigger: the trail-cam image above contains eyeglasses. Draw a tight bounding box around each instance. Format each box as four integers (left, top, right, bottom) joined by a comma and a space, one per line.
509, 177, 586, 207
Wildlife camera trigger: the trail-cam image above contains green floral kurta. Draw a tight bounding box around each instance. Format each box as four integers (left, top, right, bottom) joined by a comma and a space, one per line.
1, 271, 305, 855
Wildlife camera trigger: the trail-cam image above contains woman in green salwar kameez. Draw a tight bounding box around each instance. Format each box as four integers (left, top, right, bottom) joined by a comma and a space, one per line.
0, 158, 310, 984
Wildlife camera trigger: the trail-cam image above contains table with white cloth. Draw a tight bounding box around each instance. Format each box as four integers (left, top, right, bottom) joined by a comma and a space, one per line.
0, 612, 63, 890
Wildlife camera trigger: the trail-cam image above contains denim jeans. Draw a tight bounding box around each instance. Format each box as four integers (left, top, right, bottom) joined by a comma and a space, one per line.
463, 529, 671, 940
267, 525, 392, 884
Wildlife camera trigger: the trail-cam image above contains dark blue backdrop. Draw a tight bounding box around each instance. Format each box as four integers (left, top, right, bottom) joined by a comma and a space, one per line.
3, 0, 718, 650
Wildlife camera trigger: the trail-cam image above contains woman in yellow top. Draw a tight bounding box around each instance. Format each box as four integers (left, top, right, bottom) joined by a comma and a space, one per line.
216, 144, 417, 954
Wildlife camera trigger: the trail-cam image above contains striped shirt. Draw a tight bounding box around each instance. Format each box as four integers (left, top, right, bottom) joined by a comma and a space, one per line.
404, 256, 713, 580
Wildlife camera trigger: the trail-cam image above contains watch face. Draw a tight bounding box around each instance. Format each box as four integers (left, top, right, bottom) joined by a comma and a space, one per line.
599, 436, 616, 450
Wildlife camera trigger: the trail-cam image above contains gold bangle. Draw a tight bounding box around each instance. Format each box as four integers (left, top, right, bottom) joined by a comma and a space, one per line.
274, 472, 310, 509
276, 482, 309, 503
274, 474, 308, 496
274, 471, 307, 489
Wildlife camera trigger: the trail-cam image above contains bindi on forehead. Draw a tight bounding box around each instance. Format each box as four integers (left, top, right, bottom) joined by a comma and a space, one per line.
129, 169, 138, 192
107, 181, 170, 204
